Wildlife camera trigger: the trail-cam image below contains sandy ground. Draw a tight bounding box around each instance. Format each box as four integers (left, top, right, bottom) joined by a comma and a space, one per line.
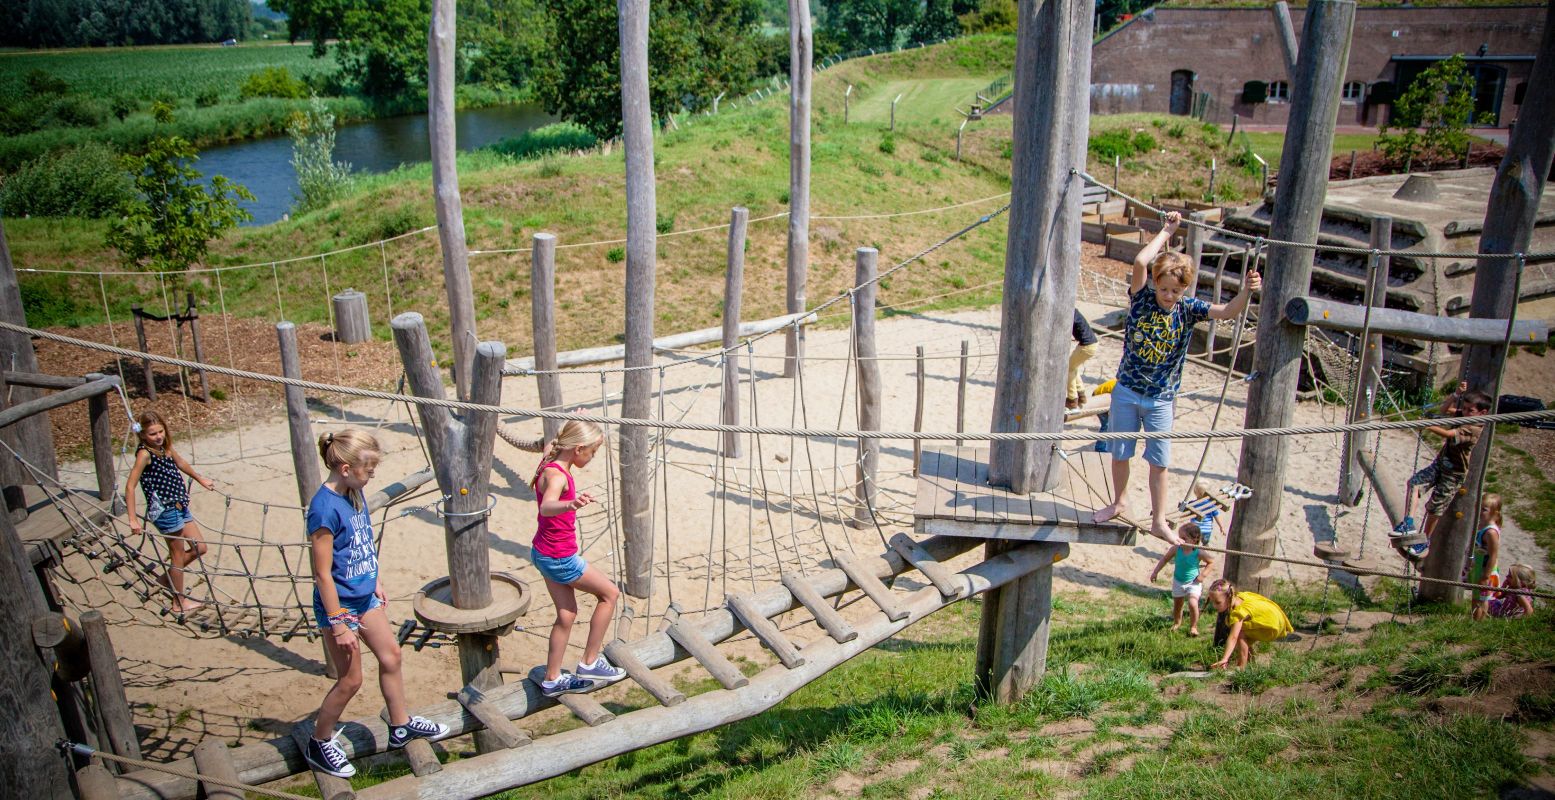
47, 299, 1550, 763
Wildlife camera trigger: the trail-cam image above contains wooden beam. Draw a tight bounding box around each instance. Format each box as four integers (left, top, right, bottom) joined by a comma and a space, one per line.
1423, 0, 1555, 603
727, 593, 805, 668
617, 0, 657, 599
852, 248, 881, 528
1227, 0, 1356, 595
888, 532, 969, 599
1271, 0, 1300, 80
988, 0, 1091, 493
784, 0, 813, 377
529, 233, 563, 442
276, 323, 321, 508
1339, 216, 1391, 507
1285, 296, 1547, 346
192, 738, 243, 800
453, 686, 531, 749
0, 502, 70, 797
428, 0, 476, 400
722, 207, 748, 459
364, 469, 435, 514
780, 573, 857, 643
1, 371, 86, 389
833, 552, 908, 622
81, 611, 141, 764
976, 541, 1066, 703
86, 373, 116, 506
603, 641, 685, 706
352, 541, 1069, 800
667, 621, 749, 689
0, 376, 117, 430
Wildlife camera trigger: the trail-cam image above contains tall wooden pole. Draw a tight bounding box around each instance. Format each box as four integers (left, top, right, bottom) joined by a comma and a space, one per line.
428, 0, 477, 400
1339, 215, 1390, 506
721, 207, 748, 459
1272, 1, 1300, 80
987, 0, 1093, 493
0, 510, 70, 798
277, 323, 321, 508
1225, 0, 1355, 594
975, 541, 1066, 703
618, 0, 658, 598
1421, 0, 1555, 603
783, 0, 813, 378
391, 313, 506, 751
0, 218, 57, 484
852, 248, 881, 528
530, 233, 563, 442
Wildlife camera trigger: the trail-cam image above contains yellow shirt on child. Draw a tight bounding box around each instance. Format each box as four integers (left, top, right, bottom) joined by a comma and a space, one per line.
1227, 591, 1293, 642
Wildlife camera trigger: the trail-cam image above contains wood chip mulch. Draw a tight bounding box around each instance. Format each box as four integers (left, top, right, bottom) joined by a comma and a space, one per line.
29, 315, 405, 458
1328, 142, 1508, 182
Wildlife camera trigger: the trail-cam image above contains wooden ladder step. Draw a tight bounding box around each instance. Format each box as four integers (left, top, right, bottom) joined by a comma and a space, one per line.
604, 641, 686, 706
781, 573, 858, 643
452, 686, 531, 749
1313, 542, 1350, 562
290, 726, 357, 800
524, 666, 617, 725
888, 532, 966, 599
380, 709, 441, 776
833, 552, 910, 622
726, 593, 806, 668
667, 621, 749, 689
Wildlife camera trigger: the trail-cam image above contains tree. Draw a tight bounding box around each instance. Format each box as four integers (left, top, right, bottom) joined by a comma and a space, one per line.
107, 106, 253, 272
911, 0, 960, 42
1378, 54, 1487, 167
529, 0, 763, 140
829, 0, 921, 51
270, 0, 430, 97
957, 0, 1016, 35
289, 96, 352, 214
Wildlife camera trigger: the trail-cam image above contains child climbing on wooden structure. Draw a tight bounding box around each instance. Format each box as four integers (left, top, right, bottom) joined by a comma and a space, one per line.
1392, 390, 1493, 560
124, 410, 215, 614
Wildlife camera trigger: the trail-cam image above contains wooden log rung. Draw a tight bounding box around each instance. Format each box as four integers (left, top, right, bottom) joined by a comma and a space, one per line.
667, 621, 749, 689
604, 640, 685, 706
452, 687, 531, 749
557, 692, 615, 727
888, 532, 967, 599
833, 552, 910, 622
726, 593, 805, 669
780, 573, 858, 643
290, 727, 357, 800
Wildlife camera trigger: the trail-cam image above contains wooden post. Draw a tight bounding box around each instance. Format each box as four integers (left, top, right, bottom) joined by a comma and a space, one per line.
784, 0, 813, 378
0, 220, 58, 484
1205, 251, 1230, 357
86, 373, 117, 507
1339, 215, 1390, 506
975, 541, 1066, 703
852, 248, 881, 528
1226, 0, 1356, 595
74, 764, 117, 800
721, 207, 748, 459
1422, 1, 1555, 604
391, 314, 507, 752
987, 0, 1091, 494
1348, 149, 1358, 180
1272, 0, 1300, 80
912, 346, 925, 476
276, 323, 321, 508
956, 339, 969, 446
184, 294, 210, 402
0, 507, 71, 797
331, 289, 371, 345
131, 307, 157, 401
529, 233, 563, 442
1208, 158, 1217, 200
192, 738, 243, 800
81, 611, 141, 764
618, 0, 658, 598
429, 0, 477, 400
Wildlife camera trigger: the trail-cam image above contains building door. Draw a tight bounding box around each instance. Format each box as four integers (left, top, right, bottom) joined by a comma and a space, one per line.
1468, 64, 1505, 126
1170, 70, 1194, 115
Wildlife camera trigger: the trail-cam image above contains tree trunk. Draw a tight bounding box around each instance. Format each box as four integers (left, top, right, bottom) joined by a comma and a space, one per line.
428, 0, 477, 400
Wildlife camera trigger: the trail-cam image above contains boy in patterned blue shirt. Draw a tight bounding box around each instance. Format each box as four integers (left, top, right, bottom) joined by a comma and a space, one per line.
1091, 211, 1261, 544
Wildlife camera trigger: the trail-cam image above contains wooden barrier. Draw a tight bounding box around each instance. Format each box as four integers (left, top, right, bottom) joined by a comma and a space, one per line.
82, 611, 141, 767
721, 207, 748, 459
852, 248, 881, 528
529, 233, 562, 442
331, 289, 371, 344
1285, 296, 1548, 346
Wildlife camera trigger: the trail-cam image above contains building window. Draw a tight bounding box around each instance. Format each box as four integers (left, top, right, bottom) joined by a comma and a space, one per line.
1342, 81, 1365, 102
1267, 80, 1290, 103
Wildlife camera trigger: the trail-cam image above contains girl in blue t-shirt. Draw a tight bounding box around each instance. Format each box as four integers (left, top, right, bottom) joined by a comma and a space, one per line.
1150, 522, 1214, 637
303, 429, 447, 779
1091, 211, 1261, 544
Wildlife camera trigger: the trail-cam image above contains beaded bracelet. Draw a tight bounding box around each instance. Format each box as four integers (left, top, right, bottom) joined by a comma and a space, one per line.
327, 610, 358, 628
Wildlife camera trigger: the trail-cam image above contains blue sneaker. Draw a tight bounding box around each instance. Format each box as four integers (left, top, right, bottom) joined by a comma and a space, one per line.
576, 655, 627, 685
1406, 542, 1429, 559
388, 715, 448, 749
540, 672, 596, 697
304, 731, 356, 778
1391, 516, 1417, 537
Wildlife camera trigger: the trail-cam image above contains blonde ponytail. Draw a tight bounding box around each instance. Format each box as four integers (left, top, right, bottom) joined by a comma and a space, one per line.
529, 421, 605, 491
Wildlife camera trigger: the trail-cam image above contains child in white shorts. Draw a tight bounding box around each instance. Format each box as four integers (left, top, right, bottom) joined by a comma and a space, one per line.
1150, 522, 1213, 636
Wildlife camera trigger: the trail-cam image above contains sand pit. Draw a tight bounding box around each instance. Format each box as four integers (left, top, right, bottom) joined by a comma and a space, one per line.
48, 301, 1546, 762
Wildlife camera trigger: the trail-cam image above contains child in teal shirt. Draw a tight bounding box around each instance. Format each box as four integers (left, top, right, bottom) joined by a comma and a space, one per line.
1150, 522, 1213, 636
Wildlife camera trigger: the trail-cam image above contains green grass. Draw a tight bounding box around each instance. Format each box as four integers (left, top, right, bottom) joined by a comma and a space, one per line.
1242, 131, 1385, 171
280, 587, 1550, 799
0, 42, 338, 107
847, 77, 999, 126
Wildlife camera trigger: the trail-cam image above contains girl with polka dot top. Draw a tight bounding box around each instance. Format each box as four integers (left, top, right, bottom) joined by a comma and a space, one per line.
124, 410, 215, 613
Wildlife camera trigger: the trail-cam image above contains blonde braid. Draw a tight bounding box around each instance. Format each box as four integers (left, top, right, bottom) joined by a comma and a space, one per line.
530, 440, 561, 492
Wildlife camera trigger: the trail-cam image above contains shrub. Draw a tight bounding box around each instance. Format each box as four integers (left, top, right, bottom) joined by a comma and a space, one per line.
288, 95, 352, 214
1087, 129, 1136, 160
488, 122, 597, 161
371, 205, 424, 241
110, 95, 138, 121
239, 67, 309, 100
48, 95, 110, 128
1131, 131, 1157, 153
655, 213, 674, 234
194, 87, 222, 108
0, 142, 133, 218
878, 133, 896, 155
605, 246, 625, 263
1378, 54, 1485, 167
1166, 123, 1186, 139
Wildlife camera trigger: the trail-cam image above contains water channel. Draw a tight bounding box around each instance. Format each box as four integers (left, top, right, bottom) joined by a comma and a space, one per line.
197, 103, 554, 226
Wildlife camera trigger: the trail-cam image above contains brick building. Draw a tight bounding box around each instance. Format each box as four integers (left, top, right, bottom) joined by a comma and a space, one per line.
1089, 5, 1544, 128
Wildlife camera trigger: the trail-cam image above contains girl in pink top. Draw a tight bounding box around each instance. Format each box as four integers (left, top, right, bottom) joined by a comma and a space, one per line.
530, 420, 625, 696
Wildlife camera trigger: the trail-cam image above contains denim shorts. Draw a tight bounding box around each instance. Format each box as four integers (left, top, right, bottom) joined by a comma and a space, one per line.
532, 552, 587, 585
151, 505, 194, 534
1106, 383, 1175, 467
313, 592, 382, 631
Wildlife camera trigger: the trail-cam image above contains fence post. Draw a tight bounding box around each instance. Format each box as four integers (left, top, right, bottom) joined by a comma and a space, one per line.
85, 373, 118, 511
185, 293, 210, 402
1339, 215, 1391, 506
530, 233, 563, 442
913, 345, 925, 476
851, 248, 880, 528
956, 339, 969, 446
721, 207, 748, 459
131, 306, 156, 401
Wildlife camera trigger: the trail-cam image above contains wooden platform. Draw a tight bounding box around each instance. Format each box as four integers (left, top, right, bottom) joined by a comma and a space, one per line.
15, 484, 110, 566
913, 446, 1135, 545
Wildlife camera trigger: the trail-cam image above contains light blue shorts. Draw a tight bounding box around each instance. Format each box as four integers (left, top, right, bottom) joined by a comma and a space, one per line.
312, 592, 382, 630
1106, 383, 1175, 468
151, 505, 194, 534
532, 552, 587, 585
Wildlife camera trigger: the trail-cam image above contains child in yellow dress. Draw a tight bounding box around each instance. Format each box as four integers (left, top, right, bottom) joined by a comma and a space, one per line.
1207, 579, 1292, 669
